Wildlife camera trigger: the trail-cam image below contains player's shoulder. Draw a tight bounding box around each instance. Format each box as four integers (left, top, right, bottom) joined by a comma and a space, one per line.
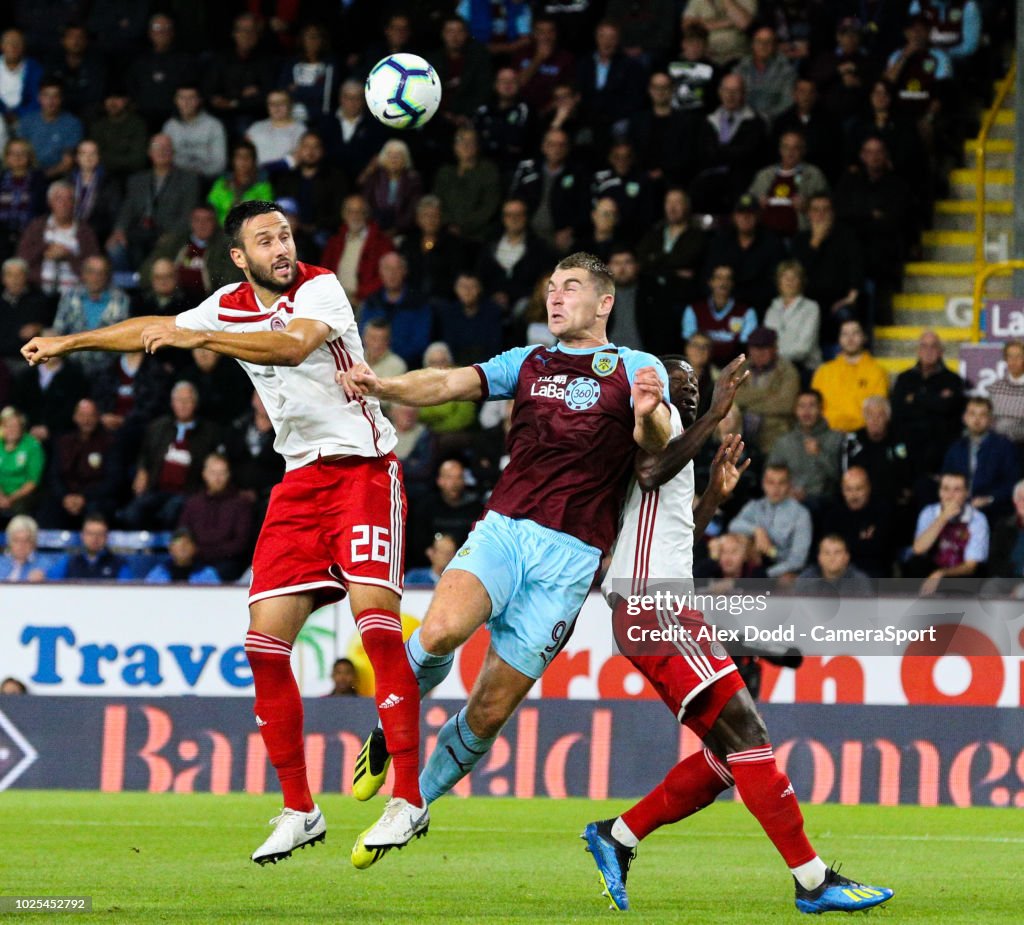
614, 345, 666, 375
291, 262, 340, 293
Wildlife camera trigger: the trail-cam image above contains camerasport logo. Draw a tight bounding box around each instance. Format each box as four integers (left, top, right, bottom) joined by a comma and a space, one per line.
0, 710, 37, 791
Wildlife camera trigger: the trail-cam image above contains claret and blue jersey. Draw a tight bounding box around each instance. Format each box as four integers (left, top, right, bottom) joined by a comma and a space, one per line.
473, 342, 670, 556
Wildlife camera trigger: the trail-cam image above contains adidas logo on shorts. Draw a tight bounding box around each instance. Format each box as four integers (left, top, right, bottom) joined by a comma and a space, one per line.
378, 693, 403, 710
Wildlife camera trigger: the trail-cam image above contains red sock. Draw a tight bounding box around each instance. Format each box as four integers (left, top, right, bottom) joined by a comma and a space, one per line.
622, 749, 732, 840
356, 609, 422, 806
727, 745, 817, 867
244, 631, 313, 812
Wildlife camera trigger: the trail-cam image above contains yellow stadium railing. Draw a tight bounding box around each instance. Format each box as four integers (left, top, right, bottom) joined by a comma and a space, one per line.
971, 261, 1024, 342
973, 62, 1016, 265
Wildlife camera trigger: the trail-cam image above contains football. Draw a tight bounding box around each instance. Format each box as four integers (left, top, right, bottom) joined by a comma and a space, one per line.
364, 53, 442, 130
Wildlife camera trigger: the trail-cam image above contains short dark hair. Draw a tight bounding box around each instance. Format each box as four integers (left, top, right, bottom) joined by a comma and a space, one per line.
555, 252, 614, 297
83, 512, 108, 529
819, 533, 848, 551
967, 395, 993, 413
939, 470, 969, 488
224, 200, 284, 248
765, 462, 790, 477
365, 317, 391, 333
333, 657, 355, 670
798, 388, 823, 405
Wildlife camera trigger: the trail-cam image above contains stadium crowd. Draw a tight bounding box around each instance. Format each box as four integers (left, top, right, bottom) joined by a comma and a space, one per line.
0, 1, 1017, 594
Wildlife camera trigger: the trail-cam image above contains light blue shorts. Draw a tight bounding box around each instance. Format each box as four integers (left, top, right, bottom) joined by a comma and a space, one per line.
444, 511, 602, 679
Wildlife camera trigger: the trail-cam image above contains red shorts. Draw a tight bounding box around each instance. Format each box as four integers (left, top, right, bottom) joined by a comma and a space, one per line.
613, 600, 744, 739
249, 454, 406, 608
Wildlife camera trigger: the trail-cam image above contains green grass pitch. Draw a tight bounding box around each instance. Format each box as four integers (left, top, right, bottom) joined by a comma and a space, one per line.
3, 792, 1023, 923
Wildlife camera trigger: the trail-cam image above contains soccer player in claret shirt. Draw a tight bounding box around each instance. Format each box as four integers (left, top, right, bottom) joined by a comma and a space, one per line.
21, 200, 424, 865
586, 355, 894, 915
339, 252, 672, 866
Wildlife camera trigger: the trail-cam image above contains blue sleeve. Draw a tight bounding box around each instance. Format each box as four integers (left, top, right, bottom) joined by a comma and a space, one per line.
933, 50, 953, 80
47, 555, 69, 581
622, 349, 671, 403
682, 305, 697, 339
474, 345, 535, 400
190, 567, 222, 585
145, 565, 170, 584
951, 3, 981, 58
740, 308, 758, 344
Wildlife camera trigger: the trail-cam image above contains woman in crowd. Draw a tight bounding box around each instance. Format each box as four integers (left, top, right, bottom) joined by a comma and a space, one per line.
361, 139, 422, 239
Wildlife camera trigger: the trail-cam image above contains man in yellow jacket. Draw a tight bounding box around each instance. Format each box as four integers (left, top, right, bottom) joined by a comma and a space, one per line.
811, 319, 889, 432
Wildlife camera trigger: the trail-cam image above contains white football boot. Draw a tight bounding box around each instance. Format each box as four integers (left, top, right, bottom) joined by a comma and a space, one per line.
361, 797, 429, 849
251, 804, 326, 865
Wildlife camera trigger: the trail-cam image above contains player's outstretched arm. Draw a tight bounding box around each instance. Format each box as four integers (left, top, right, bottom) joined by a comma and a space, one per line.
141, 318, 329, 367
21, 316, 175, 365
636, 355, 750, 492
693, 434, 750, 539
337, 363, 483, 406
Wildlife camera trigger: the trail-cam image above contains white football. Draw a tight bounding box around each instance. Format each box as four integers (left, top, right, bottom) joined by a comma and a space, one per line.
364, 53, 442, 130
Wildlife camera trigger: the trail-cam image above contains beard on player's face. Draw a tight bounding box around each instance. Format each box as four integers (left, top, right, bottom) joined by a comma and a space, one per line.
244, 249, 298, 294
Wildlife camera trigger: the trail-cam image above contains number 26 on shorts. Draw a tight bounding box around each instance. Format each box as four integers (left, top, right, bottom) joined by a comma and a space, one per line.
351, 525, 391, 563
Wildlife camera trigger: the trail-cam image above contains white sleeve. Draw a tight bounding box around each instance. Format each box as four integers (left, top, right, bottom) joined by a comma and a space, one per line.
176, 290, 228, 332
292, 273, 354, 340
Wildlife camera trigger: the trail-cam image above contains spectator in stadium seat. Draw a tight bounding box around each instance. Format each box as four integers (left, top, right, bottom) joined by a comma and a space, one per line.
790, 194, 863, 352
843, 79, 924, 189
822, 465, 892, 579
590, 142, 655, 245
318, 81, 389, 187
405, 532, 458, 586
436, 272, 503, 367
52, 254, 130, 376
535, 83, 596, 168
987, 341, 1024, 452
834, 136, 911, 326
692, 73, 770, 215
402, 195, 466, 303
577, 21, 646, 148
42, 397, 116, 529
161, 85, 227, 182
508, 128, 590, 255
223, 391, 283, 518
747, 131, 829, 239
0, 29, 43, 124
475, 197, 549, 317
16, 80, 82, 180
0, 405, 43, 521
10, 332, 86, 443
942, 396, 1019, 521
433, 126, 501, 250
279, 23, 340, 123
514, 17, 576, 113
108, 133, 199, 273
702, 193, 785, 313
270, 132, 348, 247
140, 205, 243, 303
417, 342, 477, 437
363, 318, 408, 380
847, 395, 914, 507
905, 470, 988, 596
178, 452, 253, 581
131, 258, 191, 322
987, 479, 1024, 586
86, 86, 149, 184
388, 403, 437, 505
682, 0, 756, 67
320, 193, 394, 311
773, 79, 842, 184
763, 259, 822, 373
326, 657, 359, 696
18, 180, 100, 299
144, 526, 221, 585
576, 197, 624, 266
628, 71, 697, 192
734, 326, 799, 455
693, 532, 765, 593
204, 12, 276, 137
684, 330, 717, 420
473, 67, 534, 182
0, 138, 48, 260
731, 26, 796, 124
884, 15, 952, 128
794, 534, 874, 596
682, 264, 757, 367
767, 389, 843, 516
635, 187, 706, 308
207, 140, 274, 227
890, 331, 965, 484
811, 319, 888, 434
410, 457, 484, 567
68, 140, 120, 248
118, 380, 222, 530
49, 512, 129, 580
43, 24, 106, 119
126, 14, 194, 132
178, 347, 253, 427
809, 17, 880, 128
246, 89, 305, 169
91, 349, 171, 464
728, 461, 812, 588
0, 257, 49, 363
607, 247, 677, 354
0, 514, 56, 582
0, 677, 28, 693
360, 253, 433, 370
433, 15, 493, 124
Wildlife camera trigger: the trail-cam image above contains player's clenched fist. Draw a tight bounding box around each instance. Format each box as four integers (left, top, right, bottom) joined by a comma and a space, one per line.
631, 365, 664, 417
21, 335, 68, 366
337, 362, 382, 401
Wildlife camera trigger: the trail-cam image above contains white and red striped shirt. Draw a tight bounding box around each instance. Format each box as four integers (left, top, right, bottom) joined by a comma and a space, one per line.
602, 405, 695, 602
176, 262, 395, 469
